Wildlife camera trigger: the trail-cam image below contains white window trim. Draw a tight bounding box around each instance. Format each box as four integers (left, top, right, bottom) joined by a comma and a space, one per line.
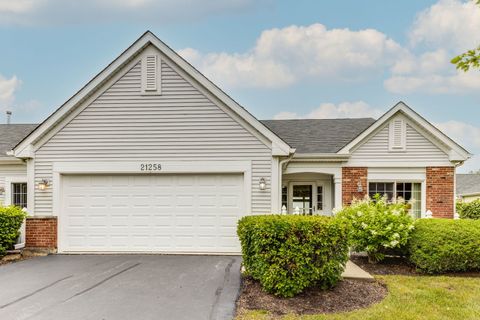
4, 176, 28, 248
389, 118, 406, 152
367, 179, 426, 217
4, 176, 28, 206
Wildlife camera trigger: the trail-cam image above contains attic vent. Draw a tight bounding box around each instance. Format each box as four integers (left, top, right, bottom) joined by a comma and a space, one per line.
389, 118, 406, 151
142, 54, 161, 94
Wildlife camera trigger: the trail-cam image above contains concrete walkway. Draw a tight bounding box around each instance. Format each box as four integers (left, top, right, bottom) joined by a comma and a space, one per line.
342, 260, 374, 281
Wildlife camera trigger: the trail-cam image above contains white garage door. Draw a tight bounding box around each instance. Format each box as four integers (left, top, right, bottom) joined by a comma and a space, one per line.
59, 174, 245, 253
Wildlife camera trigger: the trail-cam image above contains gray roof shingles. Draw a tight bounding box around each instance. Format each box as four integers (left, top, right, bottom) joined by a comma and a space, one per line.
456, 174, 480, 196
261, 118, 376, 153
0, 124, 38, 158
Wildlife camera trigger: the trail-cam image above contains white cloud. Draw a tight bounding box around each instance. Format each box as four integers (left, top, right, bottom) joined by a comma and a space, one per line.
0, 0, 38, 13
435, 120, 480, 173
384, 0, 480, 95
273, 101, 383, 119
0, 0, 261, 25
409, 0, 480, 52
0, 74, 21, 107
181, 23, 404, 88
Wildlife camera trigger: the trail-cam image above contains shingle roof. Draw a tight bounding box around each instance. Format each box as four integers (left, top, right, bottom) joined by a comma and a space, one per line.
456, 174, 480, 196
261, 118, 376, 154
0, 124, 38, 158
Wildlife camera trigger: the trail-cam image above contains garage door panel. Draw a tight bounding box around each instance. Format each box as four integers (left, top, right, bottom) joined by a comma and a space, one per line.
60, 173, 245, 253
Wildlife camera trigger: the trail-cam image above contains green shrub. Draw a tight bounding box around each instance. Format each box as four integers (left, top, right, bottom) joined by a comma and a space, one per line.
336, 196, 415, 263
457, 199, 480, 220
408, 219, 480, 274
237, 215, 349, 298
0, 206, 27, 256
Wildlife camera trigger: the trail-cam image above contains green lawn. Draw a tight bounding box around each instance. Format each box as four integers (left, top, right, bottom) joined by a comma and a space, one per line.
236, 275, 480, 320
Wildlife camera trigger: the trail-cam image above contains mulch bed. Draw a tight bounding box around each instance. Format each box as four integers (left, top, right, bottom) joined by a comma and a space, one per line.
236, 276, 388, 316
350, 255, 417, 276
351, 254, 480, 278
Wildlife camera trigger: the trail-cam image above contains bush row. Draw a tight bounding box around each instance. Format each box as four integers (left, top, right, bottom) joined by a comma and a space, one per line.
457, 199, 480, 220
408, 218, 480, 274
0, 206, 27, 256
237, 203, 480, 297
237, 215, 349, 298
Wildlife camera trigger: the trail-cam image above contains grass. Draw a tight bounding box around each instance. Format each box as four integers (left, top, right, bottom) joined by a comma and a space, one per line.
236, 275, 480, 320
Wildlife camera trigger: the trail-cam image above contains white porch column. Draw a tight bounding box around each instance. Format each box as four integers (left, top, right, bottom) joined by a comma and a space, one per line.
334, 176, 342, 211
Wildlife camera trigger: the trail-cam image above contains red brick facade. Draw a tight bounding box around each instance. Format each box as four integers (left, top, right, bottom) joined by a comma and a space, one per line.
426, 167, 455, 218
25, 216, 57, 249
342, 167, 368, 206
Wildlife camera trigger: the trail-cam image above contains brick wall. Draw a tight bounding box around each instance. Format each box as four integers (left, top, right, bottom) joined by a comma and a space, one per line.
25, 216, 57, 249
342, 167, 368, 206
426, 166, 455, 218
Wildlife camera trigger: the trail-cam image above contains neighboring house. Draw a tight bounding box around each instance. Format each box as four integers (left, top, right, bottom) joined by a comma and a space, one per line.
456, 174, 480, 202
0, 124, 38, 207
0, 31, 471, 254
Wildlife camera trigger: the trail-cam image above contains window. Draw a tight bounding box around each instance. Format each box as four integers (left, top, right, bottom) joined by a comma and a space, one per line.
369, 182, 422, 218
368, 182, 394, 200
281, 186, 288, 210
317, 186, 323, 211
11, 183, 27, 208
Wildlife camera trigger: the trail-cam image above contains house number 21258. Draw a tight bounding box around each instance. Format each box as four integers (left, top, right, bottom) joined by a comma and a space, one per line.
140, 163, 162, 171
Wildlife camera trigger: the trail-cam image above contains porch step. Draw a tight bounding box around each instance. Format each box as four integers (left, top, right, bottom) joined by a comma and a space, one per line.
342, 260, 374, 281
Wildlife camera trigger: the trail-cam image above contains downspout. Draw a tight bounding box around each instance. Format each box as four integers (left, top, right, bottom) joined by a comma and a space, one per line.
453, 161, 464, 219
278, 153, 294, 213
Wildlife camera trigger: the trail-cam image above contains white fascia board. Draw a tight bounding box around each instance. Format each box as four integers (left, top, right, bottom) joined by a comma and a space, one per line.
13, 31, 292, 157
459, 192, 480, 198
292, 153, 350, 161
0, 157, 25, 164
338, 101, 472, 161
14, 145, 35, 159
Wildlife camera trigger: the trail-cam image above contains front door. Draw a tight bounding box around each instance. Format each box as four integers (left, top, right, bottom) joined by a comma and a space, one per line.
292, 184, 314, 215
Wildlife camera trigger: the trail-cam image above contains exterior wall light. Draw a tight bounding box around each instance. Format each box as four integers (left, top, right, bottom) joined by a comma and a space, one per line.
38, 179, 50, 191
357, 179, 363, 192
0, 186, 4, 195
259, 178, 266, 191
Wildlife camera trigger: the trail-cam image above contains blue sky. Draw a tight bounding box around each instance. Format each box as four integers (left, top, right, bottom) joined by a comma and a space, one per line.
0, 0, 479, 171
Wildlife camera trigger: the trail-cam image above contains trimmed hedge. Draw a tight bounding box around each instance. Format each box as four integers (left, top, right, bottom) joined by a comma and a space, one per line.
408, 218, 480, 274
237, 215, 349, 298
0, 206, 27, 256
457, 199, 480, 220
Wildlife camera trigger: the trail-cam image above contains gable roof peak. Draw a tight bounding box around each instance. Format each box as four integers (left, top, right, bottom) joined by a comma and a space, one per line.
13, 31, 293, 157
337, 101, 471, 162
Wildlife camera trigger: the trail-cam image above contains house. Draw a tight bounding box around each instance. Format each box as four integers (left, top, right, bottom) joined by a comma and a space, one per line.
0, 31, 471, 254
456, 174, 480, 203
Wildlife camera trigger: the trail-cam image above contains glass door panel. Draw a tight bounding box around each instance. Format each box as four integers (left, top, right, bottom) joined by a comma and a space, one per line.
292, 184, 313, 215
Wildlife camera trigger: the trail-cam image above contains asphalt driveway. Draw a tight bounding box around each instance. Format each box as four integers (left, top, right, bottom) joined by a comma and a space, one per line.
0, 254, 242, 320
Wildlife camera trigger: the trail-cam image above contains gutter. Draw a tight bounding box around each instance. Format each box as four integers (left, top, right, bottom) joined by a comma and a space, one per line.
277, 153, 295, 213
292, 153, 351, 161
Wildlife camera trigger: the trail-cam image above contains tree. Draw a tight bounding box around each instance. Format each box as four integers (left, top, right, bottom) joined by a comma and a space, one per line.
451, 0, 480, 71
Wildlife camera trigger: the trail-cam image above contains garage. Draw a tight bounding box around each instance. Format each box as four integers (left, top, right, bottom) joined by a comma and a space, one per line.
59, 173, 245, 253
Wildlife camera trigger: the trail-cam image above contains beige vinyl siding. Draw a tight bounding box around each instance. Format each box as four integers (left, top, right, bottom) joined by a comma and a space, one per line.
0, 163, 27, 205
348, 123, 449, 164
34, 56, 272, 215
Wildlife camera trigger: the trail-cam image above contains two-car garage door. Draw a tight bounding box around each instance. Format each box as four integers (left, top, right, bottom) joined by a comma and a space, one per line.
59, 174, 245, 253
